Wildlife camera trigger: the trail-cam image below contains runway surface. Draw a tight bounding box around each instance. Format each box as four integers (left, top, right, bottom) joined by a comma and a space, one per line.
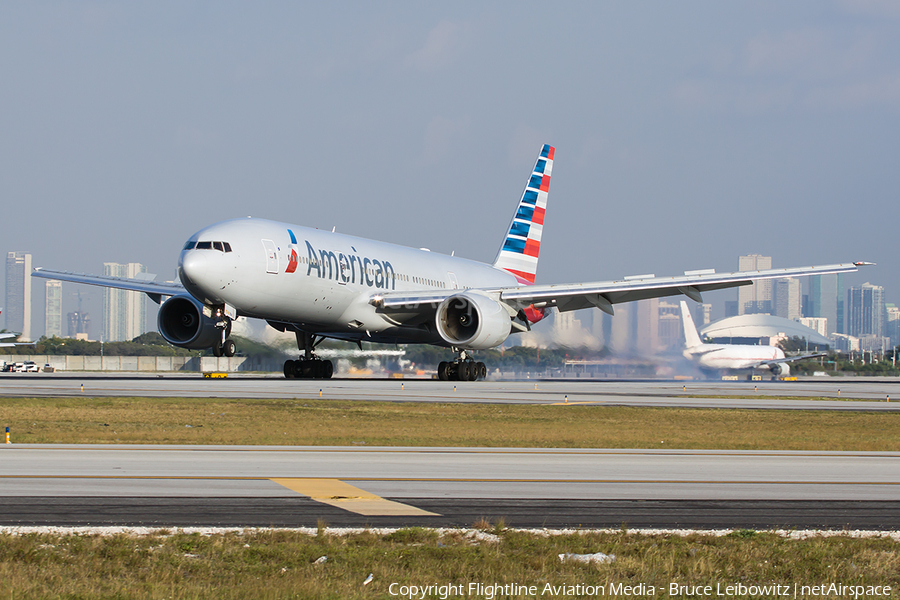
1, 445, 899, 529
2, 374, 900, 411
3, 376, 899, 529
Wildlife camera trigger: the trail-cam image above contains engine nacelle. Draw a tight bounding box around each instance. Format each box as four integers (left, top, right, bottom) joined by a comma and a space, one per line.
158, 295, 222, 349
769, 362, 791, 377
436, 291, 511, 350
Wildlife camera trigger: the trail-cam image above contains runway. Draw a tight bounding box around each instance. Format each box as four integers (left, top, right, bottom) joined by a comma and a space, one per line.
3, 377, 899, 529
1, 445, 899, 529
2, 374, 900, 411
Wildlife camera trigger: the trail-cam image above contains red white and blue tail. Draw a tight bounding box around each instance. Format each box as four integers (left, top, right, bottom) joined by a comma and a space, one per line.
492, 144, 554, 285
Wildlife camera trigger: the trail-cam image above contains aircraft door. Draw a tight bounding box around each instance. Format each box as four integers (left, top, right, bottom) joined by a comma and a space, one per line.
448, 272, 459, 289
262, 239, 278, 274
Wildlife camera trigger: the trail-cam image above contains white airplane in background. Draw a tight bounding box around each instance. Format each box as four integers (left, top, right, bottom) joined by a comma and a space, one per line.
0, 309, 33, 348
679, 301, 824, 378
33, 145, 866, 380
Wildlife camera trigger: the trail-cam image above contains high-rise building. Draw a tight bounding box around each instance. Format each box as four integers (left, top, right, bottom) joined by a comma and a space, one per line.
67, 312, 91, 339
657, 301, 682, 350
808, 273, 844, 336
847, 282, 885, 338
885, 304, 899, 348
634, 298, 659, 354
799, 317, 828, 338
737, 255, 772, 315
102, 262, 147, 342
774, 278, 801, 321
5, 251, 32, 340
44, 280, 62, 338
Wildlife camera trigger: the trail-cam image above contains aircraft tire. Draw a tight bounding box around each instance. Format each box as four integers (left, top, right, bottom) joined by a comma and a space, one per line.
212, 344, 223, 358
292, 360, 306, 379
477, 362, 486, 380
223, 339, 236, 357
284, 360, 295, 379
323, 360, 334, 379
457, 361, 470, 381
468, 362, 478, 381
301, 361, 315, 379
438, 362, 449, 381
315, 361, 327, 379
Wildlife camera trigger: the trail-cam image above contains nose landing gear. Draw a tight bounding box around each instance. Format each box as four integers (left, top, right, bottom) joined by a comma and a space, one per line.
211, 314, 235, 357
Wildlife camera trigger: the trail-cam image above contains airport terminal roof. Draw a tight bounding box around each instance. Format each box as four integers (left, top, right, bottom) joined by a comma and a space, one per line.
699, 314, 831, 347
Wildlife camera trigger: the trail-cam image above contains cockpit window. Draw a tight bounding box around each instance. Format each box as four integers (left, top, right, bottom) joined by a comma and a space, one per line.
192, 241, 232, 252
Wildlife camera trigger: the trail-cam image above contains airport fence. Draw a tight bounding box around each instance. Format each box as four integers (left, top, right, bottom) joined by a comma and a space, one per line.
0, 355, 284, 373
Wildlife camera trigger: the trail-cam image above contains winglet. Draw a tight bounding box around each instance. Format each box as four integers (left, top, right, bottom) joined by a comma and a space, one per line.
493, 144, 554, 285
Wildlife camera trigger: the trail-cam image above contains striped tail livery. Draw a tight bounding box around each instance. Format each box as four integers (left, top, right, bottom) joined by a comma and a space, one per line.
493, 144, 553, 286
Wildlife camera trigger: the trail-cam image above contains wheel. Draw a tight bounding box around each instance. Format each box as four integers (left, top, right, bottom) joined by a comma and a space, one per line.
477, 362, 486, 380
438, 361, 449, 381
467, 362, 478, 381
222, 339, 236, 357
293, 360, 307, 379
212, 344, 223, 357
323, 360, 334, 379
457, 361, 470, 381
284, 360, 295, 379
301, 361, 315, 379
314, 361, 326, 379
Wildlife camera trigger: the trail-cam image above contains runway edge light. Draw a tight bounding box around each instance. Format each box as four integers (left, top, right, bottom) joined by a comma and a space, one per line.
5, 426, 9, 444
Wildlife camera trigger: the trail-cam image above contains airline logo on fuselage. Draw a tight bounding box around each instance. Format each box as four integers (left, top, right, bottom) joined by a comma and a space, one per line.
303, 239, 396, 290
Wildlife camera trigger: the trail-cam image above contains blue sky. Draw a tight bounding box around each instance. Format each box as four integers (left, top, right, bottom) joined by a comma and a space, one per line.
2, 1, 898, 336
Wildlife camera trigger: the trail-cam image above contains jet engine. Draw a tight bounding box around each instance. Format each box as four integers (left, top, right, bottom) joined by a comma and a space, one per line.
158, 295, 223, 349
769, 363, 791, 377
435, 291, 511, 349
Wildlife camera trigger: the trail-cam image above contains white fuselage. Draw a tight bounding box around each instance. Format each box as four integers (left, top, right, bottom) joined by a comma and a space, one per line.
178, 217, 520, 344
683, 343, 785, 371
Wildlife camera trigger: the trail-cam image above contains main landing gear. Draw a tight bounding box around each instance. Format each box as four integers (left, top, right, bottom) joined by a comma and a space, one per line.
284, 331, 334, 379
437, 349, 487, 381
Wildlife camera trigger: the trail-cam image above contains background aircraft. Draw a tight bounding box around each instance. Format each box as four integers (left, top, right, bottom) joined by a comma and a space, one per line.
33, 146, 863, 380
0, 309, 32, 348
679, 301, 824, 378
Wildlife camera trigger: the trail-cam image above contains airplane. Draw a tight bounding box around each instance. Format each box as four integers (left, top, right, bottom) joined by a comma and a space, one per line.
679, 300, 824, 378
32, 145, 867, 381
0, 309, 33, 348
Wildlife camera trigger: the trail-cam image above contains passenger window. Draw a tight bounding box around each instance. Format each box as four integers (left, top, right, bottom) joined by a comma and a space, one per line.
196, 241, 212, 250
214, 242, 224, 252
223, 242, 232, 252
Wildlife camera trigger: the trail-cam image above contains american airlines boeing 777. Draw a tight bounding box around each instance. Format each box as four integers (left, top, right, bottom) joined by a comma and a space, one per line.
33, 145, 866, 380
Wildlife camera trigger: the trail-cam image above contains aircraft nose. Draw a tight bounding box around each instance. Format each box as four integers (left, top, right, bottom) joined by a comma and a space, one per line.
179, 250, 210, 289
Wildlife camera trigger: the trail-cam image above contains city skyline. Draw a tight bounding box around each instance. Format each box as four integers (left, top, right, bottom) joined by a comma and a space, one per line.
2, 247, 894, 354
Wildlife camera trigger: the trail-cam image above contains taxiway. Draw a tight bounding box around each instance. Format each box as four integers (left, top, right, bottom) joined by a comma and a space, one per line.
1, 375, 899, 411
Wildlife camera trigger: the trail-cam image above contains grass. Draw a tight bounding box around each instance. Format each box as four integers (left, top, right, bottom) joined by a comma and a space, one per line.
0, 396, 899, 450
0, 528, 896, 599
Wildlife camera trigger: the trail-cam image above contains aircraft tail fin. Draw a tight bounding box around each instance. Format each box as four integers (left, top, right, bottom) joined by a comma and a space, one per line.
680, 300, 704, 349
492, 144, 554, 285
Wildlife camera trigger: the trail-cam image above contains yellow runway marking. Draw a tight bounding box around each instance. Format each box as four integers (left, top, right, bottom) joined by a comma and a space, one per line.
271, 478, 440, 517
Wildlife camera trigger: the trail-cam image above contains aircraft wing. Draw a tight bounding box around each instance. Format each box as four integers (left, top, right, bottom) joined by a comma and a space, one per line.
761, 353, 827, 367
31, 268, 185, 303
373, 262, 866, 315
